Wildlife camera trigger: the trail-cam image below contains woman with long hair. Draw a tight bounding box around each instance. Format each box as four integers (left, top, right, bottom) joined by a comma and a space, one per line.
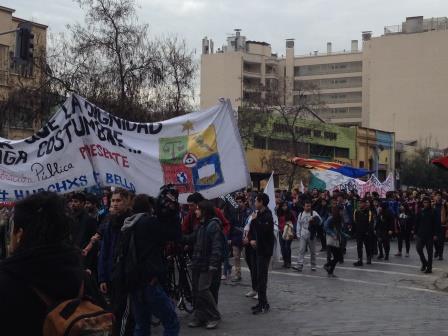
188, 200, 224, 330
323, 206, 345, 278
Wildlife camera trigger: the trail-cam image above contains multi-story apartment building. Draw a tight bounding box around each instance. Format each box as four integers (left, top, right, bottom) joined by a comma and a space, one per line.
202, 15, 448, 148
201, 29, 363, 126
0, 5, 47, 139
362, 16, 448, 148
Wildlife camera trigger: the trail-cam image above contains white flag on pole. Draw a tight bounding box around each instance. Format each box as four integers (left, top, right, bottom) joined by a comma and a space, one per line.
264, 172, 282, 263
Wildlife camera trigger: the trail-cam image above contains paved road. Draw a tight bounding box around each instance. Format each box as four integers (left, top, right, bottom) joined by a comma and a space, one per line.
155, 240, 448, 336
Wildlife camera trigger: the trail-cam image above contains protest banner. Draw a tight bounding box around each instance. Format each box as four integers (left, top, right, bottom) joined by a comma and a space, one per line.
309, 169, 394, 197
0, 94, 250, 202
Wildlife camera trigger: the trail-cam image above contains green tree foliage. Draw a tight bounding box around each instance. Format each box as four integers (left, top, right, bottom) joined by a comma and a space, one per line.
400, 150, 448, 188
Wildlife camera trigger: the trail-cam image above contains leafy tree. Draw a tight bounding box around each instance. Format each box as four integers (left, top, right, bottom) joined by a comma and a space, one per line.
400, 148, 448, 188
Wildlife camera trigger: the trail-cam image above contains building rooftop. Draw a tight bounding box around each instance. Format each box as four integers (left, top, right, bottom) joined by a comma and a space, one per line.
384, 16, 448, 36
0, 5, 15, 13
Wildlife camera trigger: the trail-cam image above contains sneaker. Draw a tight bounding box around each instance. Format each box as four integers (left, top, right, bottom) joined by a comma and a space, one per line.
395, 252, 402, 257
245, 290, 257, 298
231, 276, 242, 282
353, 261, 363, 267
206, 320, 220, 329
253, 304, 270, 315
221, 275, 227, 281
424, 268, 433, 274
405, 253, 410, 258
327, 273, 337, 278
323, 264, 331, 273
311, 266, 317, 271
251, 303, 261, 310
253, 294, 258, 300
366, 259, 372, 265
420, 265, 427, 272
188, 319, 204, 328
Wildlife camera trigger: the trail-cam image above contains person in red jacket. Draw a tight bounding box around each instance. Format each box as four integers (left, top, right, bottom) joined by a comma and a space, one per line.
182, 193, 230, 237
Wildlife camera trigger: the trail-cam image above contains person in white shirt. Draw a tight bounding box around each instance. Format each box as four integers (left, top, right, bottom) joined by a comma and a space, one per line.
295, 199, 322, 272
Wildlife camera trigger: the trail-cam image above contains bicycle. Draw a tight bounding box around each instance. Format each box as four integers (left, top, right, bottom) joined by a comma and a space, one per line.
165, 248, 195, 314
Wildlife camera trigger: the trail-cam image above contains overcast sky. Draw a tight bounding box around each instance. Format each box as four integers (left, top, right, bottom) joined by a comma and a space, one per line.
5, 0, 448, 56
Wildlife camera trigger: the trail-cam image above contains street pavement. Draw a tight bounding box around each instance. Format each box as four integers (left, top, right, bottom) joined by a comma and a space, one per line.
155, 240, 448, 336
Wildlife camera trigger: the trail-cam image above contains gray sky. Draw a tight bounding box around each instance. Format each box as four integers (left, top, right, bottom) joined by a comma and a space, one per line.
5, 0, 448, 56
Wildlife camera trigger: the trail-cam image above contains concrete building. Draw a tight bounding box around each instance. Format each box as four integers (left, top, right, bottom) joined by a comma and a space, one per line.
356, 126, 395, 181
362, 16, 448, 148
202, 16, 448, 148
0, 5, 48, 139
201, 30, 362, 126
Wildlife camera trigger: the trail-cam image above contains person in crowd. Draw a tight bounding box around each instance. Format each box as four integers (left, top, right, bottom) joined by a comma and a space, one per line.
0, 192, 87, 335
243, 212, 258, 299
120, 194, 180, 336
317, 198, 330, 252
182, 192, 230, 237
415, 197, 438, 274
248, 193, 274, 314
97, 188, 133, 334
277, 201, 296, 268
67, 192, 98, 271
353, 199, 374, 266
396, 204, 413, 257
295, 199, 322, 272
324, 206, 346, 278
187, 200, 224, 329
433, 192, 447, 260
336, 193, 353, 262
230, 194, 252, 281
85, 193, 101, 220
375, 203, 394, 261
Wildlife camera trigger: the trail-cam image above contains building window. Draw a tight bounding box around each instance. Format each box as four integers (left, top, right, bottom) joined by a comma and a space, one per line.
253, 136, 266, 149
295, 127, 311, 136
335, 147, 350, 158
272, 123, 290, 133
324, 131, 337, 140
310, 144, 334, 158
313, 130, 321, 138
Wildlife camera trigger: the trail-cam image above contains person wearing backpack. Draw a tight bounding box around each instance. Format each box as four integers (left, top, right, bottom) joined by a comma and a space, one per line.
0, 191, 113, 336
295, 199, 322, 272
187, 200, 225, 330
118, 194, 180, 336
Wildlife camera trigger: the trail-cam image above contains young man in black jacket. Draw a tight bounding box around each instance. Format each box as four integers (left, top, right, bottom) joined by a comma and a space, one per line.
415, 197, 439, 274
248, 193, 274, 314
353, 199, 374, 266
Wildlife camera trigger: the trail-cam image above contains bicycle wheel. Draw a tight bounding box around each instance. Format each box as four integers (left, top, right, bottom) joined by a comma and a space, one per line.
175, 255, 194, 313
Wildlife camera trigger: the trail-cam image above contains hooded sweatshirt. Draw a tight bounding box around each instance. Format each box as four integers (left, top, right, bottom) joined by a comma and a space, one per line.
0, 244, 84, 336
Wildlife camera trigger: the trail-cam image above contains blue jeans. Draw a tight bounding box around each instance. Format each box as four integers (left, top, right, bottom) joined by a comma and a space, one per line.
130, 284, 180, 336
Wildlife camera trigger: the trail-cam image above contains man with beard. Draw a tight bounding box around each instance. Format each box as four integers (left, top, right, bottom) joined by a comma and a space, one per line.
68, 192, 98, 271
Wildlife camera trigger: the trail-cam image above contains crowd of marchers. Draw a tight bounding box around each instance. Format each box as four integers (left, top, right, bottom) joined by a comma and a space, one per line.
0, 185, 446, 335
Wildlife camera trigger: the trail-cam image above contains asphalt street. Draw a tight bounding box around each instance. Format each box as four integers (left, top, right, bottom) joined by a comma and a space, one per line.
155, 240, 448, 336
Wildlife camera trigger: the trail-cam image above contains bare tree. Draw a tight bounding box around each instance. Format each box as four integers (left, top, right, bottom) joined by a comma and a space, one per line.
48, 0, 196, 121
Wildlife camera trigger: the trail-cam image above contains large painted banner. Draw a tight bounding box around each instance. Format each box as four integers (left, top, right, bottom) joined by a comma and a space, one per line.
309, 169, 394, 198
0, 94, 250, 202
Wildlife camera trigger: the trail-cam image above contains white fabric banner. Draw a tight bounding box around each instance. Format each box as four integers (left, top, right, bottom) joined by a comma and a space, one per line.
0, 94, 250, 202
311, 169, 394, 198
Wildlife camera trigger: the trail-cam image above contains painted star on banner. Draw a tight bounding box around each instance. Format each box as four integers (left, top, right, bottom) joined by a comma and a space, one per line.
182, 120, 194, 135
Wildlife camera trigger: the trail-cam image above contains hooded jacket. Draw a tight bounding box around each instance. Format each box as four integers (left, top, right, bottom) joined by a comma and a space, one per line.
189, 217, 224, 272
0, 244, 84, 336
115, 213, 176, 292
